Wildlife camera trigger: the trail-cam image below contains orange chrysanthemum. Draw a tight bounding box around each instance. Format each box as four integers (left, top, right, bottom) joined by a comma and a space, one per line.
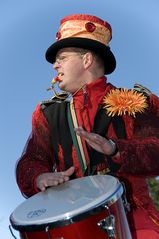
103, 88, 148, 117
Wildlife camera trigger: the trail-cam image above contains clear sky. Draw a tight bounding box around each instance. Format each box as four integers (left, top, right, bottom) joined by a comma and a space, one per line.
1, 0, 159, 238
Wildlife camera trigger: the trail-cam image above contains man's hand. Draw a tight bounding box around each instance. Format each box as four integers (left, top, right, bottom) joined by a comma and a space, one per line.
36, 166, 75, 191
75, 127, 118, 156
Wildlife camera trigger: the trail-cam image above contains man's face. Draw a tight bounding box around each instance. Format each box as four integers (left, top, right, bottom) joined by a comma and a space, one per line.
53, 48, 86, 93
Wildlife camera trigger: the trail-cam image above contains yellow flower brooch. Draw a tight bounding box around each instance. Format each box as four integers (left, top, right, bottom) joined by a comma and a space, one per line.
103, 88, 148, 117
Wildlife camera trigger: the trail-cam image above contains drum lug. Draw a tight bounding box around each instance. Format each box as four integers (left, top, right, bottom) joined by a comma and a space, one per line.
98, 214, 116, 238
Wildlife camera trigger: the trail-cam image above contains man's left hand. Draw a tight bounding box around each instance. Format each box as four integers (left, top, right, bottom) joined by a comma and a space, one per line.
74, 127, 118, 156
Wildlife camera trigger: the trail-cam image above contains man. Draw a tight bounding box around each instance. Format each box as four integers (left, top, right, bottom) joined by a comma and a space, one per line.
16, 14, 159, 238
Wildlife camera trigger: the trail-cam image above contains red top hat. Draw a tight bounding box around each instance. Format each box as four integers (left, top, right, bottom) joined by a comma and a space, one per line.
45, 14, 116, 74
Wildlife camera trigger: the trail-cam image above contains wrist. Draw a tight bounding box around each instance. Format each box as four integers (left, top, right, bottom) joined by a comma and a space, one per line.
108, 139, 118, 157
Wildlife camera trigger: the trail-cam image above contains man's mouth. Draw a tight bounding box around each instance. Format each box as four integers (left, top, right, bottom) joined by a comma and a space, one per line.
57, 73, 64, 84
58, 73, 64, 79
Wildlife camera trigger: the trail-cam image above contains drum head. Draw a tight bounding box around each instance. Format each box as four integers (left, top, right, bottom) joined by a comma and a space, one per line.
10, 175, 123, 230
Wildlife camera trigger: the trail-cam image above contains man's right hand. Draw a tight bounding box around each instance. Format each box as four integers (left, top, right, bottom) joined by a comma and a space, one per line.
36, 166, 75, 192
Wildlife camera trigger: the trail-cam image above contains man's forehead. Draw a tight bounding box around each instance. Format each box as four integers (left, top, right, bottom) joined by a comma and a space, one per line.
56, 48, 76, 56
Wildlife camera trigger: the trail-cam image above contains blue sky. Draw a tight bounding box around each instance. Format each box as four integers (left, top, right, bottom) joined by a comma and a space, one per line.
1, 0, 159, 238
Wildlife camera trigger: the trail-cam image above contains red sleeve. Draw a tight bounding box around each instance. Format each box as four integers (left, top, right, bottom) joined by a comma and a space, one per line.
112, 95, 159, 175
149, 93, 159, 117
16, 104, 54, 198
113, 137, 159, 175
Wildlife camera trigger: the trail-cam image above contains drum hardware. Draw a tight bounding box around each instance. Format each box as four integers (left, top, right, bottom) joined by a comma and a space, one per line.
9, 225, 18, 239
122, 194, 131, 212
121, 182, 131, 212
45, 225, 64, 239
97, 205, 116, 238
45, 226, 52, 239
23, 232, 30, 239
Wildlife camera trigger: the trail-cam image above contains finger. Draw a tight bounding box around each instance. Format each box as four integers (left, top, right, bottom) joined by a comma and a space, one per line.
75, 127, 88, 136
47, 177, 64, 186
89, 134, 104, 143
75, 128, 103, 143
75, 128, 93, 140
38, 181, 47, 191
61, 166, 75, 177
82, 132, 105, 145
39, 185, 46, 191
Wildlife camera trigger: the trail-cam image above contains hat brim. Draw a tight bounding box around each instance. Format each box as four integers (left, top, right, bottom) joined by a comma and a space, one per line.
45, 37, 116, 74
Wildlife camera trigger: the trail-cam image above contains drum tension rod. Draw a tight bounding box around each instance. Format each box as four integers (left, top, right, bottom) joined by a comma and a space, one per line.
45, 226, 52, 239
45, 226, 64, 239
121, 182, 131, 212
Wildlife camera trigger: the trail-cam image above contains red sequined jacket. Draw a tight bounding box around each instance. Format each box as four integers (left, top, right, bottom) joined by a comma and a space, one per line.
16, 77, 159, 232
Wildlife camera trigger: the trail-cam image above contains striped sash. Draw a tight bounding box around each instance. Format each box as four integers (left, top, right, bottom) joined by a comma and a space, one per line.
67, 99, 87, 173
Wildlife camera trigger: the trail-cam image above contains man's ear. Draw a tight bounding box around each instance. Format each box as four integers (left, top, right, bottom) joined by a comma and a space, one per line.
83, 52, 94, 69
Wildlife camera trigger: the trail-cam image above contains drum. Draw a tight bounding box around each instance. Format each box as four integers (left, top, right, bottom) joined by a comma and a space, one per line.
10, 175, 132, 239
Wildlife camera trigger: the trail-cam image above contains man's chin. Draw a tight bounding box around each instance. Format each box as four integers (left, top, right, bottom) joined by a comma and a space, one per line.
58, 83, 64, 90
59, 84, 69, 93
59, 84, 76, 94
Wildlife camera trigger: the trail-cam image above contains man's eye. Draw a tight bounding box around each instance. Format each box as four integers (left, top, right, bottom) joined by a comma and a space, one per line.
59, 56, 67, 61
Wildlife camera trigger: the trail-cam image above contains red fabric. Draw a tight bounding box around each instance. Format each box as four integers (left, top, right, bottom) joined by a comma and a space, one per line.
132, 230, 159, 239
73, 76, 113, 130
16, 76, 159, 236
16, 104, 54, 197
60, 14, 112, 32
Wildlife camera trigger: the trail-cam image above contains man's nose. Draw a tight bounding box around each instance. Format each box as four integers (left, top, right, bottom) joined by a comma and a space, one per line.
53, 60, 60, 70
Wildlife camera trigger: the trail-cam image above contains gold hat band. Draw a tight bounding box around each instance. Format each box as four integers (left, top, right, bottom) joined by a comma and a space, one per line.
57, 19, 112, 46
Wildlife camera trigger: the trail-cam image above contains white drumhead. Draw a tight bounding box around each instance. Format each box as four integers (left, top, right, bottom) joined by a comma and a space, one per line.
11, 175, 123, 227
